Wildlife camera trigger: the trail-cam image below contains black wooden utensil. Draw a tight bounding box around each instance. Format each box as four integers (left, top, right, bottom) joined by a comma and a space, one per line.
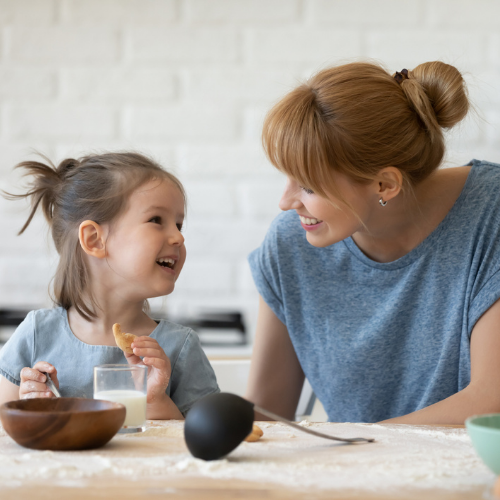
184, 392, 374, 461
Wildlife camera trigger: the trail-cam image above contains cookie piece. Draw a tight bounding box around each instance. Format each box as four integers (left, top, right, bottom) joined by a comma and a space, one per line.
244, 424, 264, 442
112, 323, 137, 355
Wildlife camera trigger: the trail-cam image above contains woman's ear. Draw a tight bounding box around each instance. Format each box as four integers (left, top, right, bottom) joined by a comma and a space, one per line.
376, 167, 403, 202
79, 220, 107, 259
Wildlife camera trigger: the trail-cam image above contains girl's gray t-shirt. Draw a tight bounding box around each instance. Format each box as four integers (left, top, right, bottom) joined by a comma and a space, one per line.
248, 159, 500, 423
0, 307, 219, 415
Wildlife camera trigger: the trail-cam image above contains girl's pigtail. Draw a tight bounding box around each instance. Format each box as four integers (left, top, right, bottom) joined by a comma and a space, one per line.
3, 157, 78, 235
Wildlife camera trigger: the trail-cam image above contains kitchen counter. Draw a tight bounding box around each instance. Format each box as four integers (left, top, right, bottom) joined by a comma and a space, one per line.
0, 420, 494, 499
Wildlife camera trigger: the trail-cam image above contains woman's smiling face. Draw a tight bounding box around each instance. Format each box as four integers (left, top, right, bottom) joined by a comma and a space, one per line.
278, 174, 376, 248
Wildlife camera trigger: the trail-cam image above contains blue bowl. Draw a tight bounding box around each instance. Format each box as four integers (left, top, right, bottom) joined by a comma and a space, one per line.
465, 413, 500, 474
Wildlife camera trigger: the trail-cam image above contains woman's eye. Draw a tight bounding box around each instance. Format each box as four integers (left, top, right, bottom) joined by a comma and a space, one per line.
300, 186, 314, 195
149, 216, 161, 224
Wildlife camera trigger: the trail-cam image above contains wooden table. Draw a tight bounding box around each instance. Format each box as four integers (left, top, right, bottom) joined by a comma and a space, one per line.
0, 421, 494, 499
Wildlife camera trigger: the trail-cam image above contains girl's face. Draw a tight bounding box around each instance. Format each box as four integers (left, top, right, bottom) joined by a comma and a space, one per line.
279, 174, 375, 248
104, 179, 186, 301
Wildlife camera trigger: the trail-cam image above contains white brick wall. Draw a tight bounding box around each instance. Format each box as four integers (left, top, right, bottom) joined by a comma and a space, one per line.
6, 27, 121, 64
125, 28, 239, 63
60, 0, 178, 25
60, 69, 177, 103
0, 0, 56, 24
0, 0, 499, 340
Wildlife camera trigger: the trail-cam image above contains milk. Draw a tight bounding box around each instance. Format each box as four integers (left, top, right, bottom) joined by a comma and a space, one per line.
94, 390, 147, 427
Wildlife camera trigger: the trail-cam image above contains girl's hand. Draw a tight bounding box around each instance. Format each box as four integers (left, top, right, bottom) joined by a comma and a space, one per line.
125, 337, 172, 405
19, 362, 59, 399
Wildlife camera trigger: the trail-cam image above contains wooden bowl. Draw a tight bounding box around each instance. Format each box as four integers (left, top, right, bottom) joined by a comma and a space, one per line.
0, 398, 126, 451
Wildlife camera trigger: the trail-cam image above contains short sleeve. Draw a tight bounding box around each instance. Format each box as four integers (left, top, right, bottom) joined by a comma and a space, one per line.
247, 219, 286, 324
468, 268, 500, 335
0, 311, 34, 385
169, 330, 220, 415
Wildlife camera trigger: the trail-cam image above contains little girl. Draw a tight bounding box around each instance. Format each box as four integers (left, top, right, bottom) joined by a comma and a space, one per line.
0, 152, 219, 418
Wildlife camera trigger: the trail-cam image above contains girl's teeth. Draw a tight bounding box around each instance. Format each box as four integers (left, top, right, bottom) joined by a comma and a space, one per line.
157, 258, 175, 268
300, 216, 322, 225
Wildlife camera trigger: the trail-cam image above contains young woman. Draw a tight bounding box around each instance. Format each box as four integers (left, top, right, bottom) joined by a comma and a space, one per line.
245, 61, 500, 424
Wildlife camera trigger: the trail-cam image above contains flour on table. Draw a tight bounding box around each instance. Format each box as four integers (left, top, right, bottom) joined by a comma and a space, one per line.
124, 425, 184, 438
0, 421, 494, 492
298, 420, 313, 427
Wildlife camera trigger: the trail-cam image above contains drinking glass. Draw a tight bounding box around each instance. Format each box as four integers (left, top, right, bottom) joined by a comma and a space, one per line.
94, 364, 148, 433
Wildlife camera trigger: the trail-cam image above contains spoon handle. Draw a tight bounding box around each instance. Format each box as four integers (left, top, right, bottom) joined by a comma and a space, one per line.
42, 372, 61, 398
253, 405, 374, 443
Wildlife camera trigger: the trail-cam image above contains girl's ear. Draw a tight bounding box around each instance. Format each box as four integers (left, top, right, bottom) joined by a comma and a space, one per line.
376, 167, 403, 202
79, 220, 107, 259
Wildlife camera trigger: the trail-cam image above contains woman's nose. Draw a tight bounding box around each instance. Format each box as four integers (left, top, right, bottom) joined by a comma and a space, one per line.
279, 179, 302, 211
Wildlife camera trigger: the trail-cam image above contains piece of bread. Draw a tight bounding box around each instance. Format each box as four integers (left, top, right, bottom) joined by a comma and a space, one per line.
244, 424, 264, 442
112, 323, 137, 355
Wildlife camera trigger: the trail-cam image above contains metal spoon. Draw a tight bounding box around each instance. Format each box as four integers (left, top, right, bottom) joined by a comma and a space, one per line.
254, 405, 375, 444
42, 372, 61, 398
184, 393, 374, 461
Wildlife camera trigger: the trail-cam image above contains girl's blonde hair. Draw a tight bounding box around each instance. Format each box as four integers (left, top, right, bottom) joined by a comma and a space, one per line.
262, 61, 469, 200
4, 152, 185, 321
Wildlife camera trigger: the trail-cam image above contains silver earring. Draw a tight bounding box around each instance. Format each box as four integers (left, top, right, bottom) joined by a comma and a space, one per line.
379, 198, 387, 207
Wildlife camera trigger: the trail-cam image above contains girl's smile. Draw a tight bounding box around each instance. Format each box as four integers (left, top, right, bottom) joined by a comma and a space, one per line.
156, 255, 178, 273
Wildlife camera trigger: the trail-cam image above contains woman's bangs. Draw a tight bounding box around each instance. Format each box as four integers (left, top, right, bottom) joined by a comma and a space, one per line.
262, 90, 330, 196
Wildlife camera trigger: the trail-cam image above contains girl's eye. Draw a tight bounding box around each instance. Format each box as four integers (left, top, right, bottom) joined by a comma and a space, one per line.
300, 186, 314, 195
176, 223, 183, 232
149, 216, 161, 224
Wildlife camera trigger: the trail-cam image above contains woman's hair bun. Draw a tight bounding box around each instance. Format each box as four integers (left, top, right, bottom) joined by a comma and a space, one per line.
411, 61, 469, 129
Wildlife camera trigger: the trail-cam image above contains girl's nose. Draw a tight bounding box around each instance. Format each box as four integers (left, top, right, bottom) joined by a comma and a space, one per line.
168, 227, 185, 246
279, 178, 303, 211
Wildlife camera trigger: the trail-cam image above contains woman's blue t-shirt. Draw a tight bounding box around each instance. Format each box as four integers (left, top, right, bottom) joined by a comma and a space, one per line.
248, 160, 500, 423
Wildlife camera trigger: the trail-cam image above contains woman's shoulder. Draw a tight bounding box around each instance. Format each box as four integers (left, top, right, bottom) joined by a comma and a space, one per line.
468, 159, 500, 188
260, 210, 309, 252
268, 210, 302, 235
463, 159, 500, 213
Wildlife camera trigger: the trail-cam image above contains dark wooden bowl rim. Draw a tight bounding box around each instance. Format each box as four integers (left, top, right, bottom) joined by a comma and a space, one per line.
1, 397, 125, 415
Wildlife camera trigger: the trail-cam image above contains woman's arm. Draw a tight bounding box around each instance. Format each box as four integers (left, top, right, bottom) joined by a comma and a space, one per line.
245, 296, 305, 421
382, 297, 500, 425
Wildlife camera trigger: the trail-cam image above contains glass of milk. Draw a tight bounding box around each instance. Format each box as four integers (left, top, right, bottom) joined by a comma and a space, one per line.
93, 364, 148, 433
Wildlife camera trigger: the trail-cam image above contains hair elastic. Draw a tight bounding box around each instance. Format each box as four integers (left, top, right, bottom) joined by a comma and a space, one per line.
394, 68, 409, 84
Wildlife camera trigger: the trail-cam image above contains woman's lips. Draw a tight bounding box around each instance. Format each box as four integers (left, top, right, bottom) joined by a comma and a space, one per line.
300, 220, 324, 231
299, 214, 324, 231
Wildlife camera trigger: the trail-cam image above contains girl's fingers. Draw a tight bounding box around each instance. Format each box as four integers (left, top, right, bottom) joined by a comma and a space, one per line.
33, 361, 56, 375
125, 353, 144, 366
132, 347, 166, 359
22, 391, 54, 400
142, 357, 168, 371
21, 381, 49, 394
131, 339, 161, 350
133, 336, 156, 342
20, 367, 46, 384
